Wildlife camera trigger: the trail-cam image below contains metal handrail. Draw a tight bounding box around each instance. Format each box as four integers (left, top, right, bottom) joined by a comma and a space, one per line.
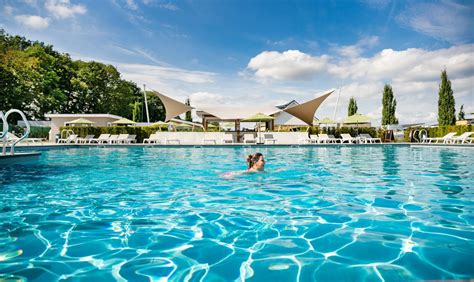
60, 129, 75, 140
6, 109, 30, 155
1, 111, 8, 155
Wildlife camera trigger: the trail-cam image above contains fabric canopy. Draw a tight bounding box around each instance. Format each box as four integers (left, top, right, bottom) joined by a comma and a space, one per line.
242, 113, 275, 122
66, 118, 95, 125
283, 89, 335, 125
316, 117, 337, 124
198, 105, 278, 120
344, 113, 371, 124
153, 91, 193, 122
112, 118, 136, 125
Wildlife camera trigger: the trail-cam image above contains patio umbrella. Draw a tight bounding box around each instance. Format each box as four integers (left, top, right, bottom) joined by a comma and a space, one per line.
152, 121, 168, 131
66, 118, 95, 126
112, 118, 136, 126
170, 122, 193, 131
242, 113, 275, 143
316, 117, 337, 133
344, 114, 371, 125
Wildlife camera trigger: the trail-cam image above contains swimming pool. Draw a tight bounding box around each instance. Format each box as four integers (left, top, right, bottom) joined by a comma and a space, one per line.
0, 145, 473, 281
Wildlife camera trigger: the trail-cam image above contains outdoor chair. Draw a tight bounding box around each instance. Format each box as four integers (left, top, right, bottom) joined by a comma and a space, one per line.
358, 133, 381, 143
144, 133, 160, 144
116, 134, 130, 144
422, 132, 457, 144
341, 133, 357, 144
297, 132, 312, 144
90, 134, 110, 144
263, 133, 277, 144
106, 135, 119, 144
126, 135, 137, 144
447, 132, 474, 144
221, 134, 234, 144
77, 134, 95, 144
309, 134, 319, 143
243, 133, 256, 144
166, 133, 181, 145
328, 135, 342, 143
58, 134, 78, 144
318, 134, 339, 143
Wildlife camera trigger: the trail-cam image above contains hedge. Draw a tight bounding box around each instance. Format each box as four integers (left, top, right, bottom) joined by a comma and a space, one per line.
403, 125, 472, 142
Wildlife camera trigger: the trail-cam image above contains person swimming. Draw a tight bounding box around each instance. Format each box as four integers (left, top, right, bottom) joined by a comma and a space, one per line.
247, 152, 265, 172
220, 152, 266, 178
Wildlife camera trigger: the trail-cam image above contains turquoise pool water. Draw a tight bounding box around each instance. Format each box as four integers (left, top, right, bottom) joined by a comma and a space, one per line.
0, 146, 473, 281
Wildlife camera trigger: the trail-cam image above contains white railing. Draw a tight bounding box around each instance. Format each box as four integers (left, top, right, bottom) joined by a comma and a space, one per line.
1, 109, 31, 155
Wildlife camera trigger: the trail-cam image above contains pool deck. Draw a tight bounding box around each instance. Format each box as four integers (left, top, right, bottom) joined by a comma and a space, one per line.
12, 142, 474, 150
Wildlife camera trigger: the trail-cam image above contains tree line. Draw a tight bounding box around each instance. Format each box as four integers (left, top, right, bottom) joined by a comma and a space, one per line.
347, 69, 463, 126
0, 29, 165, 122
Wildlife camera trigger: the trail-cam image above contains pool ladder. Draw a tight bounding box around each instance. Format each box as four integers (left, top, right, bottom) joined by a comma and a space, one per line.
1, 109, 31, 155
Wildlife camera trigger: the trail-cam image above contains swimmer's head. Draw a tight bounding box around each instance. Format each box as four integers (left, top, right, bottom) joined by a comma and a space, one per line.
247, 152, 265, 171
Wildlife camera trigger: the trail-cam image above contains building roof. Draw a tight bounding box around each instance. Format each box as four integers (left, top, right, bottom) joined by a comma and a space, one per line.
276, 100, 299, 110
44, 113, 123, 119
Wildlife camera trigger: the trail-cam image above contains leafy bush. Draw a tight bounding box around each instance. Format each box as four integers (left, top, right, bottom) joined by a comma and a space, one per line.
29, 126, 50, 138
403, 125, 472, 142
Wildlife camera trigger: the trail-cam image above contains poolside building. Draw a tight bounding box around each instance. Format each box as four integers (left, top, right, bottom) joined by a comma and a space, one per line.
45, 113, 123, 141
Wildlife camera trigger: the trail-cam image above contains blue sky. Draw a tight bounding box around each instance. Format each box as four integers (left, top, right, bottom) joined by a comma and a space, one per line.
1, 0, 473, 124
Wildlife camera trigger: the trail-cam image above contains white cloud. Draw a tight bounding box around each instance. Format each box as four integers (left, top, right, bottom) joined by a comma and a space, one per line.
245, 42, 473, 125
335, 36, 379, 57
117, 63, 216, 84
160, 3, 179, 11
125, 0, 139, 10
45, 0, 87, 19
14, 15, 49, 30
246, 50, 330, 81
397, 0, 473, 44
190, 92, 227, 107
4, 6, 14, 16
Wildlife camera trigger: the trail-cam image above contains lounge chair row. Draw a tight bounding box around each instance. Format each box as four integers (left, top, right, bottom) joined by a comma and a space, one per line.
58, 134, 136, 144
298, 133, 381, 144
421, 132, 474, 144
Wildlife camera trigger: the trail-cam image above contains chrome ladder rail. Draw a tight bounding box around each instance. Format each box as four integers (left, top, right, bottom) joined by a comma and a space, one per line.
1, 109, 31, 155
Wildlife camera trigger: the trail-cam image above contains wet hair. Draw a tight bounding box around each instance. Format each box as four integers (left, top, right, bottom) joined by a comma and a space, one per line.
247, 152, 263, 169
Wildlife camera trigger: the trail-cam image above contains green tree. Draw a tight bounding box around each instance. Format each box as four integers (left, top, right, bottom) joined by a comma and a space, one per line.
381, 84, 398, 125
348, 97, 358, 116
437, 69, 456, 126
185, 98, 192, 121
131, 101, 141, 122
458, 104, 465, 121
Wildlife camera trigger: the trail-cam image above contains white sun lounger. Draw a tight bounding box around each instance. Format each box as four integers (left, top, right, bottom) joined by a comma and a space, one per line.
318, 134, 339, 143
116, 134, 130, 144
144, 133, 160, 144
222, 134, 234, 144
263, 133, 277, 144
447, 132, 474, 144
297, 132, 312, 144
106, 135, 119, 144
77, 135, 95, 144
243, 133, 256, 144
421, 132, 457, 143
90, 134, 110, 144
126, 134, 136, 144
58, 134, 78, 144
166, 133, 180, 144
358, 133, 381, 143
341, 133, 357, 144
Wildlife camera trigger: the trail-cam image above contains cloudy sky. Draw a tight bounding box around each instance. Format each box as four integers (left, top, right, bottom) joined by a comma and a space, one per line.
1, 0, 473, 124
